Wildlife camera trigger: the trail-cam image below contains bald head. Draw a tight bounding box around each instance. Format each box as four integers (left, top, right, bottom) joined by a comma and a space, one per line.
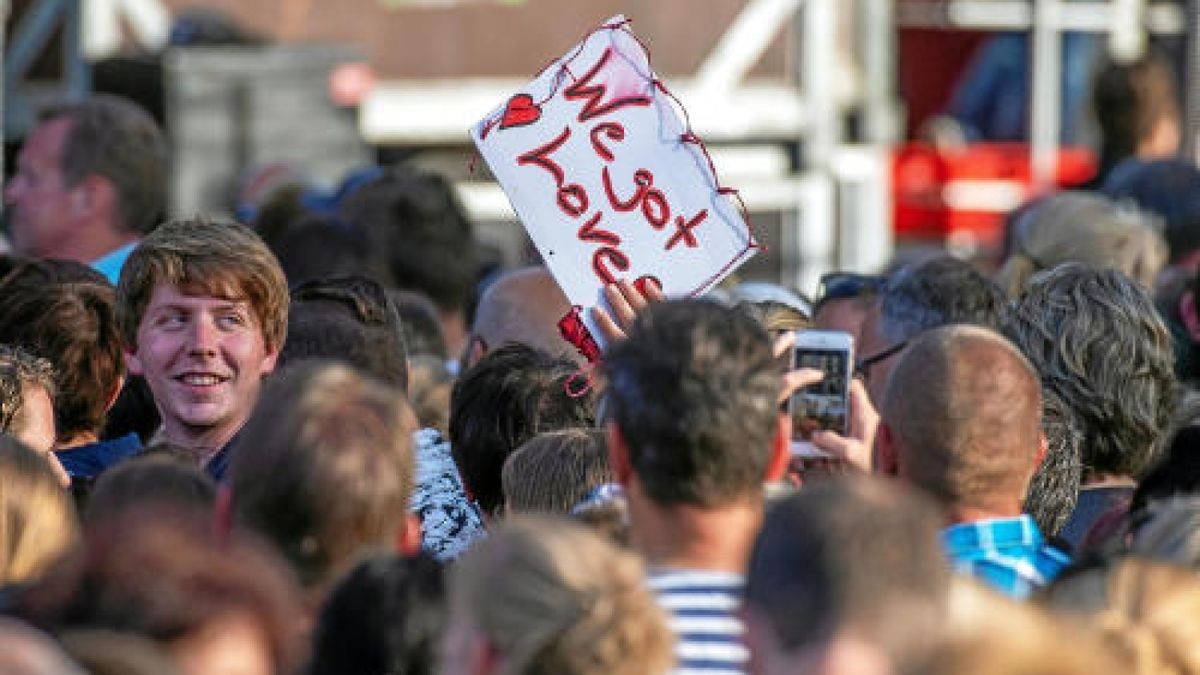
881, 326, 1043, 511
468, 267, 578, 366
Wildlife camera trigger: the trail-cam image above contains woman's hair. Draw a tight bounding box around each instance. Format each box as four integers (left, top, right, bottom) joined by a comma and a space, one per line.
448, 515, 673, 675
996, 192, 1166, 297
1042, 558, 1200, 675
736, 299, 811, 335
0, 435, 78, 584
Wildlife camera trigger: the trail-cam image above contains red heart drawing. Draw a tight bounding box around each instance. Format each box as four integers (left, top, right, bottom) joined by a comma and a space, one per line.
500, 94, 541, 129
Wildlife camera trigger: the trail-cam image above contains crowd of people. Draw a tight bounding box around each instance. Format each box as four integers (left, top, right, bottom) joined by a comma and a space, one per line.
6, 66, 1200, 675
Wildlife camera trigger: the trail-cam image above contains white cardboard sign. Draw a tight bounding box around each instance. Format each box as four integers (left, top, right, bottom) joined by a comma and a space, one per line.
470, 16, 759, 348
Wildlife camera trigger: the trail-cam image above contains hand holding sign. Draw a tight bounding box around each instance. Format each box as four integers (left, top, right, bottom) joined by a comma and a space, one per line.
471, 16, 759, 358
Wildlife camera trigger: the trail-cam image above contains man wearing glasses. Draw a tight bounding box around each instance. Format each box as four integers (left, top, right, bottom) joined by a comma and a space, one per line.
810, 257, 1007, 465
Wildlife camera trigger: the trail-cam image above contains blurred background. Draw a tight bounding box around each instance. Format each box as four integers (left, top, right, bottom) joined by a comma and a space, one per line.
4, 0, 1195, 296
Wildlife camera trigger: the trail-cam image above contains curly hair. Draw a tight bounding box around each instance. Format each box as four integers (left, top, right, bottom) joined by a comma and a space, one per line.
449, 515, 674, 675
1004, 264, 1178, 478
0, 345, 56, 439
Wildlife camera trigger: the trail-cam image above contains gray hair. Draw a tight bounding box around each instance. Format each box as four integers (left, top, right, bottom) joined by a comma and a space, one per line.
997, 191, 1166, 297
1133, 496, 1200, 569
1004, 264, 1178, 478
1023, 388, 1084, 537
877, 256, 1007, 344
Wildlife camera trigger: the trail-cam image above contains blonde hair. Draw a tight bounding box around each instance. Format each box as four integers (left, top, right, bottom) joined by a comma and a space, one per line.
1043, 559, 1200, 675
449, 515, 673, 675
0, 437, 78, 584
908, 578, 1122, 675
997, 192, 1166, 297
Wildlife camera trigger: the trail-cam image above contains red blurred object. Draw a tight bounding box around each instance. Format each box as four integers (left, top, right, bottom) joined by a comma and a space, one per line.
892, 143, 1097, 253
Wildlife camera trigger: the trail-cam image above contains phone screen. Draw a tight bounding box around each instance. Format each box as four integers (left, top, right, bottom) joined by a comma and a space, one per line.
791, 348, 850, 440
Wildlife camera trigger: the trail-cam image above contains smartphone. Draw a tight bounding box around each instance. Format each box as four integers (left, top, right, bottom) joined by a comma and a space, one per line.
789, 330, 854, 458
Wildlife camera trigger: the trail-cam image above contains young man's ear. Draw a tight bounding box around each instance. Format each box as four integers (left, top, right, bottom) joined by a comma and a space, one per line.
606, 422, 633, 485
260, 343, 280, 376
124, 349, 144, 377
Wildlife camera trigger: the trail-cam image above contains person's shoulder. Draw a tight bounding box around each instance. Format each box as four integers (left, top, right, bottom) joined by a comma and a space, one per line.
410, 427, 485, 561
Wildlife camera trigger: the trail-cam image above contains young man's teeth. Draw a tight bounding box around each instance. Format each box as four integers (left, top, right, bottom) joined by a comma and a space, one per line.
182, 374, 220, 386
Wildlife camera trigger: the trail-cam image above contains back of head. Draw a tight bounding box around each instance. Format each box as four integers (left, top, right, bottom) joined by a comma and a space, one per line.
449, 343, 596, 515
390, 290, 447, 359
876, 256, 1007, 344
310, 553, 446, 675
116, 216, 289, 352
502, 429, 613, 515
746, 477, 949, 670
1092, 51, 1180, 173
1004, 264, 1177, 478
83, 451, 216, 526
280, 275, 410, 391
1042, 558, 1200, 675
469, 266, 576, 365
41, 94, 166, 235
232, 361, 416, 589
0, 280, 123, 442
996, 191, 1166, 296
0, 435, 77, 585
736, 298, 811, 335
270, 214, 368, 287
17, 511, 301, 674
449, 515, 673, 675
340, 166, 478, 315
883, 326, 1044, 511
603, 299, 779, 508
1103, 158, 1200, 264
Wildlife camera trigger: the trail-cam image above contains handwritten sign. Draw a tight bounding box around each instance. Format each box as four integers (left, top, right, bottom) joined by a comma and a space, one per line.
471, 15, 759, 349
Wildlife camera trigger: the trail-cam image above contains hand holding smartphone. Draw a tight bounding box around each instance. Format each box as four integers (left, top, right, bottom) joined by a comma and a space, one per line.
788, 330, 854, 459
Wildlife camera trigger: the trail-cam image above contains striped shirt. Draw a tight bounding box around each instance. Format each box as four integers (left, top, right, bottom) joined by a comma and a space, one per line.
942, 515, 1071, 599
646, 569, 748, 675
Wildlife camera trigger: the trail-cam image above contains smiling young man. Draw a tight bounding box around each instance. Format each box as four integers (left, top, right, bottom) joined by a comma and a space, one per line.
115, 217, 289, 479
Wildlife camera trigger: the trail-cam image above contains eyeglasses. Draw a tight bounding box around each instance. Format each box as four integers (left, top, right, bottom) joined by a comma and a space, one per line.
854, 341, 909, 380
815, 273, 887, 308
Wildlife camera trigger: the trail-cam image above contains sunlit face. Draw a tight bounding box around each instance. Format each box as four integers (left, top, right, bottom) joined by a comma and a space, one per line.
127, 285, 278, 451
4, 117, 81, 258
